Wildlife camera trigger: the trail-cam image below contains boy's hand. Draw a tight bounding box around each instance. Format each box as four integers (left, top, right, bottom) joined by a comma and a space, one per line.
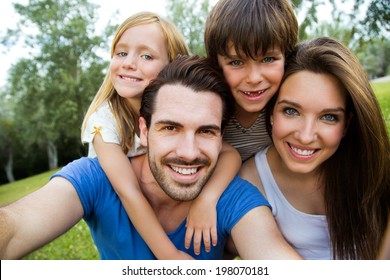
185, 201, 217, 255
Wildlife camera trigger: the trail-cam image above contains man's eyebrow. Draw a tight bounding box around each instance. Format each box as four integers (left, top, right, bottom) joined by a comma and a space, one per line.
154, 120, 221, 132
154, 120, 183, 127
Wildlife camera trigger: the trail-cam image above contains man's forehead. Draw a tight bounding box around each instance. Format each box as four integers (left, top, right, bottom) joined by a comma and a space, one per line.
152, 84, 223, 125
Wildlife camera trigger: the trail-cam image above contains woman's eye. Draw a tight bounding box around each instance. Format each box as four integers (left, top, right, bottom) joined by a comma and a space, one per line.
284, 108, 298, 116
322, 114, 338, 122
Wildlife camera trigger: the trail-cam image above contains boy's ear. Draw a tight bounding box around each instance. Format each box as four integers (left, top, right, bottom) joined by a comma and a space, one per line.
139, 117, 148, 147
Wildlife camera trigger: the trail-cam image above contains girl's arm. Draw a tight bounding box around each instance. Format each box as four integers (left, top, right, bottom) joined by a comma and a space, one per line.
93, 134, 193, 260
185, 142, 241, 255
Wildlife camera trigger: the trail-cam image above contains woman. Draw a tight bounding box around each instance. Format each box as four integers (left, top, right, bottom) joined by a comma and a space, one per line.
240, 37, 390, 259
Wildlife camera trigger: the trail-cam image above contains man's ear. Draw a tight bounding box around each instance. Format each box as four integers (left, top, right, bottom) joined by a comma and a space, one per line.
139, 116, 148, 147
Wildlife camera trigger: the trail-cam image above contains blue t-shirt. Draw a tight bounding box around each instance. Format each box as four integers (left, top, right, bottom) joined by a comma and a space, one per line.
52, 157, 270, 259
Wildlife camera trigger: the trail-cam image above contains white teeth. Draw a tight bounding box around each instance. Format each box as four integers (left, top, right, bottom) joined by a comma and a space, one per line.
291, 146, 315, 156
171, 166, 198, 175
243, 90, 265, 96
122, 76, 138, 81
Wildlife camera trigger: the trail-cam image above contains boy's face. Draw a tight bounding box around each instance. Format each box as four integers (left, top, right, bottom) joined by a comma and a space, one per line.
217, 42, 285, 117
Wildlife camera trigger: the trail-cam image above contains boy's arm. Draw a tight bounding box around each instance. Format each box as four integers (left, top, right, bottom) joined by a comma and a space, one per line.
93, 135, 193, 260
0, 177, 84, 259
185, 142, 241, 254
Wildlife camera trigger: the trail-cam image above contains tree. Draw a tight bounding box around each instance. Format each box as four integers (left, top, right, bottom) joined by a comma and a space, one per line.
1, 0, 109, 175
166, 0, 211, 55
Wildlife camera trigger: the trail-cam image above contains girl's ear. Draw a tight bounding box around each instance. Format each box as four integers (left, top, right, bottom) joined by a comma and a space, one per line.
139, 117, 148, 147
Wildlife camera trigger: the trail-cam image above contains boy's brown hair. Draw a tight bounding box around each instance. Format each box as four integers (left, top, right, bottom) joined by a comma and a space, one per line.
204, 0, 298, 62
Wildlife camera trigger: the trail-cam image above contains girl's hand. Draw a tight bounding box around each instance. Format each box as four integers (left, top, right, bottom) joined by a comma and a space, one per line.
184, 200, 218, 255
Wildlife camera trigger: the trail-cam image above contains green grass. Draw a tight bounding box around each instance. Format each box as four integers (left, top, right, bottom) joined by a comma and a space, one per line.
371, 80, 390, 135
0, 169, 99, 260
0, 79, 388, 260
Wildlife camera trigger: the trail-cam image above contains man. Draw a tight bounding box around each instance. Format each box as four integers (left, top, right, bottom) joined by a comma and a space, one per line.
0, 56, 300, 260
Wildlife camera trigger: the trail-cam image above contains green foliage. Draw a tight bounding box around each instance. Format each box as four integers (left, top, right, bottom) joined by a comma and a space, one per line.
0, 0, 111, 183
166, 0, 210, 55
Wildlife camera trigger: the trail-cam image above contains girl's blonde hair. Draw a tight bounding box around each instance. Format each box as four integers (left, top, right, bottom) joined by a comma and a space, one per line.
81, 12, 189, 153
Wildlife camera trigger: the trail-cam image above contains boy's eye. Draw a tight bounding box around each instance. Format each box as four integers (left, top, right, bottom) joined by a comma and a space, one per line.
263, 57, 275, 63
229, 60, 243, 66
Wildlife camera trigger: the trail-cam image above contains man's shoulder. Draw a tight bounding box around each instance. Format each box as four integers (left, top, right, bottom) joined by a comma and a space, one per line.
220, 175, 268, 205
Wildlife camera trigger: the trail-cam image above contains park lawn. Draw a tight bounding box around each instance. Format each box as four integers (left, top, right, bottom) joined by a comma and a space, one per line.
0, 79, 388, 260
371, 80, 390, 135
0, 169, 99, 260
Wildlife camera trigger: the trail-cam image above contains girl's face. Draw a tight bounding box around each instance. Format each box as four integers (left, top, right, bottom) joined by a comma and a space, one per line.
110, 22, 170, 106
271, 71, 348, 175
217, 42, 285, 115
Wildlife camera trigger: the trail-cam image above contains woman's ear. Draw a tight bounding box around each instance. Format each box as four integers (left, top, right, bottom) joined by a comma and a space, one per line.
139, 117, 148, 147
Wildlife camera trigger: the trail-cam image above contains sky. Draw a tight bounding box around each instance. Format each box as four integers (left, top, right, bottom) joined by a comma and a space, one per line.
0, 0, 169, 88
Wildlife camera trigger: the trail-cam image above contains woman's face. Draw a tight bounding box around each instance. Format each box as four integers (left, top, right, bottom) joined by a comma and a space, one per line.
110, 22, 169, 106
271, 71, 349, 175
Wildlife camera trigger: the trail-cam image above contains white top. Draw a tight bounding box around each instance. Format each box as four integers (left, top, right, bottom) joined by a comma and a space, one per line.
82, 101, 146, 158
254, 147, 332, 260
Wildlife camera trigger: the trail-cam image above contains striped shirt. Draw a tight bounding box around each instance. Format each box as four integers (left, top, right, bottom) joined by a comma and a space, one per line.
223, 111, 272, 162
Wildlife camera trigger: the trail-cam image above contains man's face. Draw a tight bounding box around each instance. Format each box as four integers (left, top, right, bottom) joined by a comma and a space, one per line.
140, 84, 223, 201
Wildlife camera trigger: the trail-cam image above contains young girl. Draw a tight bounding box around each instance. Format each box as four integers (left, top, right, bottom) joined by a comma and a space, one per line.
81, 12, 241, 258
240, 37, 390, 259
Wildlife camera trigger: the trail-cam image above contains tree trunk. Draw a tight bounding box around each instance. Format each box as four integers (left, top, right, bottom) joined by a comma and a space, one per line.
4, 148, 15, 182
47, 140, 58, 170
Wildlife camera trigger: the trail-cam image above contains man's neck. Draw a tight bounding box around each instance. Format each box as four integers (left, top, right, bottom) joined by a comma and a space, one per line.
130, 154, 192, 233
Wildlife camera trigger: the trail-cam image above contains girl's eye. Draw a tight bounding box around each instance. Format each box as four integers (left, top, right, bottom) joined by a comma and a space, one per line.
284, 108, 298, 116
141, 54, 153, 60
322, 114, 338, 122
117, 52, 127, 57
263, 57, 275, 63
